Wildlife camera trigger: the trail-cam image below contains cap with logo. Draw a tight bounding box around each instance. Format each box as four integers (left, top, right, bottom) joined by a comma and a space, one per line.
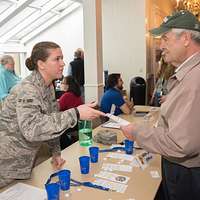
150, 10, 200, 36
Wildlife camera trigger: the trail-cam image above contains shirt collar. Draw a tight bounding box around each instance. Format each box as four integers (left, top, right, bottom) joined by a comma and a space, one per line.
0, 64, 13, 73
112, 87, 122, 93
175, 52, 199, 73
174, 52, 200, 81
30, 70, 54, 100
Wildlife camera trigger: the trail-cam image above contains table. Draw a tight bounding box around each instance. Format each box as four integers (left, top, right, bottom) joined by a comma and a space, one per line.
0, 106, 161, 200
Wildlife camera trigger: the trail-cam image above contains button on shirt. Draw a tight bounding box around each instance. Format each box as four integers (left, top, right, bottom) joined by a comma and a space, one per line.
0, 64, 21, 101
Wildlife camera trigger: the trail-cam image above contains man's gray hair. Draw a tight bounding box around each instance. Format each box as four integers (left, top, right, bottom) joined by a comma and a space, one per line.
172, 28, 200, 44
0, 55, 14, 65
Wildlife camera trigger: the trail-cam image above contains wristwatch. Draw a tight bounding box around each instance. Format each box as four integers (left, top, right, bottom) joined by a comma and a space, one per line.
74, 107, 80, 120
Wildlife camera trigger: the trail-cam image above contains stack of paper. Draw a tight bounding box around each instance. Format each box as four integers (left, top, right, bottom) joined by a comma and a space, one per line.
0, 183, 46, 200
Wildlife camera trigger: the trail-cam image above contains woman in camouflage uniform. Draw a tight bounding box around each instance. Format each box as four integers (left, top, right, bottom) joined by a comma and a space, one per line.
0, 41, 104, 188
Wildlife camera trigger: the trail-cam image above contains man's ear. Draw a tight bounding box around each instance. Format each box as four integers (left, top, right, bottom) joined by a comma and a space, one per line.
183, 32, 191, 47
37, 60, 45, 70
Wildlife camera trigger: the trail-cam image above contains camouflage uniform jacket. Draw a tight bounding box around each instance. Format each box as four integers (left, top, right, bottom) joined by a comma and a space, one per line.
0, 70, 77, 179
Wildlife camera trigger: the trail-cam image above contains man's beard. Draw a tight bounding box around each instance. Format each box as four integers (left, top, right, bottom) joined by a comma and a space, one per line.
117, 85, 123, 90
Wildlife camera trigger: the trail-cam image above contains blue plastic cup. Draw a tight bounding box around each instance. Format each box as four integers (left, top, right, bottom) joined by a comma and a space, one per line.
58, 169, 71, 191
79, 156, 90, 174
45, 182, 60, 200
89, 146, 99, 163
125, 139, 134, 154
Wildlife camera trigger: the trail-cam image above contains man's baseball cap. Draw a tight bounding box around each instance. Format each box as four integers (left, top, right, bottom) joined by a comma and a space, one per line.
150, 10, 200, 36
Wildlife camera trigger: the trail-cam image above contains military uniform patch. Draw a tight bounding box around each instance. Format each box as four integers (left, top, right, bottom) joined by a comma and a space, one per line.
26, 99, 33, 103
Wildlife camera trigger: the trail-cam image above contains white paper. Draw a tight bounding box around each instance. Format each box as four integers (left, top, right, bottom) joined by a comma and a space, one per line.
94, 171, 130, 184
101, 121, 120, 129
110, 104, 116, 115
105, 114, 130, 126
130, 157, 140, 168
134, 141, 141, 149
107, 152, 134, 162
150, 171, 160, 178
93, 178, 128, 193
102, 163, 133, 172
0, 183, 46, 200
110, 144, 125, 148
135, 151, 153, 170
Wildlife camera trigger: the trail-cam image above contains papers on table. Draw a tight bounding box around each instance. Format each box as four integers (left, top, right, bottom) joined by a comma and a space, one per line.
94, 171, 130, 184
97, 152, 155, 194
135, 151, 153, 170
93, 178, 128, 193
107, 152, 134, 162
134, 105, 151, 113
130, 158, 140, 168
104, 151, 153, 170
150, 171, 160, 178
0, 183, 46, 200
102, 163, 133, 172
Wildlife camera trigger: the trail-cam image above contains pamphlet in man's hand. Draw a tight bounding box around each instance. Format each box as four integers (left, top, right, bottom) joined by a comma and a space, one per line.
101, 121, 121, 129
105, 114, 130, 126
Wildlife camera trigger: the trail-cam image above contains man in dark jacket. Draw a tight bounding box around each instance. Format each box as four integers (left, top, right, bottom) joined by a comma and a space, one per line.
68, 48, 84, 101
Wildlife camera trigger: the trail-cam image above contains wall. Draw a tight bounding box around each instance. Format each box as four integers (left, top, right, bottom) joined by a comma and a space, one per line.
2, 1, 175, 104
24, 1, 147, 100
102, 0, 146, 94
153, 0, 174, 14
24, 6, 84, 77
146, 0, 174, 102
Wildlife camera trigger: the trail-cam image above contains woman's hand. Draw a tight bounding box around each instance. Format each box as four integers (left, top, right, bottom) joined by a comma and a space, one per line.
51, 155, 66, 170
77, 101, 105, 120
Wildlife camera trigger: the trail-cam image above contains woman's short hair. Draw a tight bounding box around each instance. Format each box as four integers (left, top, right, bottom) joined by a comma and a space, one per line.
63, 75, 81, 97
0, 55, 14, 65
106, 73, 121, 89
25, 41, 60, 71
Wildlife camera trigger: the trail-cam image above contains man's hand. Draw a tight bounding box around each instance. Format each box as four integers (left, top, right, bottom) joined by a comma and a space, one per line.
121, 124, 137, 141
127, 101, 134, 111
159, 95, 167, 104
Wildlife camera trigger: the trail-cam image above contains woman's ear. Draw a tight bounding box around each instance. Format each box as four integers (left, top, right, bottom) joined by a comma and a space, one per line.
37, 60, 45, 70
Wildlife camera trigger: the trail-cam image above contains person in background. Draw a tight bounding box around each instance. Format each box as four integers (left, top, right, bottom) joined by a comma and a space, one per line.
53, 77, 65, 99
67, 48, 85, 101
150, 57, 174, 106
100, 73, 133, 116
59, 75, 83, 111
58, 75, 83, 149
0, 55, 21, 107
0, 41, 105, 188
121, 11, 200, 200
